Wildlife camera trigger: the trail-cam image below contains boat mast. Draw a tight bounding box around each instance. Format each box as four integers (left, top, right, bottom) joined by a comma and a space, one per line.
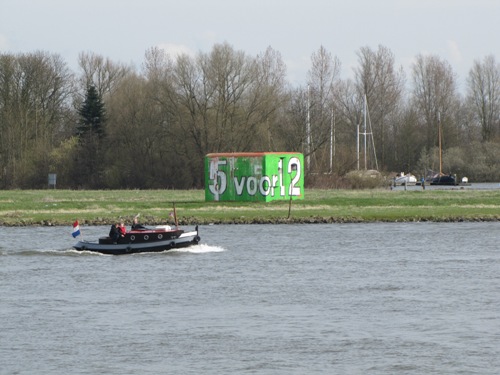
366, 97, 379, 171
306, 85, 311, 171
330, 108, 334, 174
356, 95, 378, 171
356, 122, 360, 170
364, 95, 368, 170
356, 96, 364, 170
438, 112, 442, 175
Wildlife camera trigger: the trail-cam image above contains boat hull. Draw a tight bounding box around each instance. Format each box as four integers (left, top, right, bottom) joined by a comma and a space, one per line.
394, 175, 417, 186
430, 175, 457, 186
73, 228, 200, 255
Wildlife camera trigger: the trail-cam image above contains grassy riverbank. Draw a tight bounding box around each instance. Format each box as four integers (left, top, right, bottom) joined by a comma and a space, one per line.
1, 188, 500, 226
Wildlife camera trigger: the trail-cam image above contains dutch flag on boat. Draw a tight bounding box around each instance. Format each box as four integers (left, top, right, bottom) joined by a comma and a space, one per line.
72, 220, 81, 238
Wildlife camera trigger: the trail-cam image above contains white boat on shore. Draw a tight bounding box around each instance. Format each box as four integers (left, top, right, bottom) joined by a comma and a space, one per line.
394, 172, 417, 186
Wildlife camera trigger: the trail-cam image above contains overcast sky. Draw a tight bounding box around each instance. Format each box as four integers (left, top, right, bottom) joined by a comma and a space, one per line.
1, 0, 498, 90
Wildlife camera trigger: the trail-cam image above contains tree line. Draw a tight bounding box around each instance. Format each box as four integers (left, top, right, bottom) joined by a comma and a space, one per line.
1, 43, 500, 189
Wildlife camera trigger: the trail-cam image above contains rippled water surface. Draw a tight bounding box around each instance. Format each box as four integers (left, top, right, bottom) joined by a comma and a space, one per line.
1, 222, 499, 374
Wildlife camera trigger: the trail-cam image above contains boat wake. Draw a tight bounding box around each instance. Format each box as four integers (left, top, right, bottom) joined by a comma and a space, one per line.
7, 243, 225, 257
13, 248, 107, 256
169, 243, 225, 254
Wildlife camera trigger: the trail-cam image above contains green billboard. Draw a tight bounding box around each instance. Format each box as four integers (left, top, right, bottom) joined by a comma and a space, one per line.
205, 152, 304, 202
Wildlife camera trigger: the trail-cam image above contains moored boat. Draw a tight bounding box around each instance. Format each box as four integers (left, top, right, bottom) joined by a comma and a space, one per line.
73, 225, 200, 255
394, 172, 417, 186
429, 173, 457, 186
430, 114, 457, 186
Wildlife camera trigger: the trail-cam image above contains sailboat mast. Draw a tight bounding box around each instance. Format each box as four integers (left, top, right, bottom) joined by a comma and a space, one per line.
364, 95, 368, 170
306, 85, 311, 171
438, 112, 442, 175
330, 108, 334, 174
356, 123, 360, 170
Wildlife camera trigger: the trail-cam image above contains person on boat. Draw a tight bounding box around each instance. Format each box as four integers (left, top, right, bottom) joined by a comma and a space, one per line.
109, 223, 120, 243
131, 215, 147, 230
118, 222, 126, 237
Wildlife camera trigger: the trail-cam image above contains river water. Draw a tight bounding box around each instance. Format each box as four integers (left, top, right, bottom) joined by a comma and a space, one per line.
1, 222, 499, 374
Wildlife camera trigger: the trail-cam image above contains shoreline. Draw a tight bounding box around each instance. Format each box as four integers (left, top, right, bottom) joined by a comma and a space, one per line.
3, 216, 500, 227
2, 188, 500, 226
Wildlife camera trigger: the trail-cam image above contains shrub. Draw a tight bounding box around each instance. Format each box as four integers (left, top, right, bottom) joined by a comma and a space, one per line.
345, 170, 387, 189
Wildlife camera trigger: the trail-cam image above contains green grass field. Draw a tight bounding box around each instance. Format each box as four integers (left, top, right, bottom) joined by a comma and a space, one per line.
1, 188, 500, 226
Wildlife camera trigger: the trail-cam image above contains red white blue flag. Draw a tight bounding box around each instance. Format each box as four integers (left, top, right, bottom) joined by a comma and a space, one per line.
72, 220, 81, 238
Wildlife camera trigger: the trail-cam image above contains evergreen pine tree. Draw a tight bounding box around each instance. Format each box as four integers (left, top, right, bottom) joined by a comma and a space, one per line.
74, 85, 107, 188
77, 85, 106, 138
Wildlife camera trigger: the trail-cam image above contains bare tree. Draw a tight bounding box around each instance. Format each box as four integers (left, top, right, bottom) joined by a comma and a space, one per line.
279, 87, 308, 152
77, 51, 130, 98
0, 51, 73, 188
104, 72, 182, 188
138, 43, 290, 187
170, 43, 287, 155
411, 54, 461, 175
253, 46, 288, 151
411, 54, 459, 148
305, 46, 341, 173
354, 45, 405, 170
334, 78, 364, 173
143, 47, 173, 83
466, 55, 500, 141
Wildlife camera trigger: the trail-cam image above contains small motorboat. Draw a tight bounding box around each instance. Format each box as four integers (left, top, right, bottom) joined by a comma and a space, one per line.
73, 225, 200, 255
